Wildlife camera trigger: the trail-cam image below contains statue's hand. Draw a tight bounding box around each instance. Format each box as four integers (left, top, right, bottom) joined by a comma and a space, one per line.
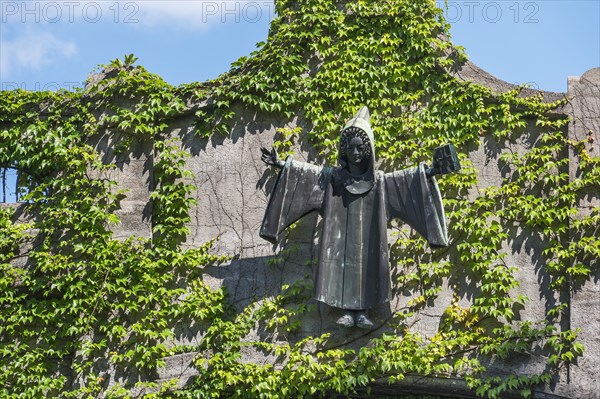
261, 147, 285, 169
425, 166, 437, 178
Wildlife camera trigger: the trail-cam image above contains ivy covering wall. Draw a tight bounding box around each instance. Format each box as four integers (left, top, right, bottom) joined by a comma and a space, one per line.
1, 1, 599, 398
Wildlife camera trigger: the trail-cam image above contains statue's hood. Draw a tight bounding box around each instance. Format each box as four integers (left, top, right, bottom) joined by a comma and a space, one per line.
338, 106, 377, 195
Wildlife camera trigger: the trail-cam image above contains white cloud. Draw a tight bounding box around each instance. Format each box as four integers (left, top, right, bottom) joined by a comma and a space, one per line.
135, 1, 275, 30
1, 28, 77, 78
0, 0, 274, 30
0, 1, 273, 32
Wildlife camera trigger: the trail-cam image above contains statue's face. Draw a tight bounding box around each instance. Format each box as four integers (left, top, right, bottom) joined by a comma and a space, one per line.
346, 136, 367, 167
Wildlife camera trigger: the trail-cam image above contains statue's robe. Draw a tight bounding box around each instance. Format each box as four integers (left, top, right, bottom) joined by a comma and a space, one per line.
260, 157, 448, 310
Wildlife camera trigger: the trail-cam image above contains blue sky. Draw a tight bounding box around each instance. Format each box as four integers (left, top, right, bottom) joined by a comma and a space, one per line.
1, 1, 598, 94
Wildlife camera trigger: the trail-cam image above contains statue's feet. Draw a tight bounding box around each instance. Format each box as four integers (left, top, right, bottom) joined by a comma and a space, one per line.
355, 311, 374, 329
336, 313, 355, 328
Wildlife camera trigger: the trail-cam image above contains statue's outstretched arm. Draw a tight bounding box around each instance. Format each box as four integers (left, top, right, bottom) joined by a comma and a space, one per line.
260, 147, 285, 169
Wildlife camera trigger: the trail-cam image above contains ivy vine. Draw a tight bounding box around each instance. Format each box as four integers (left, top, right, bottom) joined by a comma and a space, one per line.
1, 1, 598, 398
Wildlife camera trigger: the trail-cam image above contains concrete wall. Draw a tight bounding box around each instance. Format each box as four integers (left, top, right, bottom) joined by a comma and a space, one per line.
5, 66, 598, 398
564, 68, 600, 399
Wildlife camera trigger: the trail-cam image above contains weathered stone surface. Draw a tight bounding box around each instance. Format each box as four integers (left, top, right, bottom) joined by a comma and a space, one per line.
156, 352, 199, 387
560, 67, 600, 399
450, 58, 566, 104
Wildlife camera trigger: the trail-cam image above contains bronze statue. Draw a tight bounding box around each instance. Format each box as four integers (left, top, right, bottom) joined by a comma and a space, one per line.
260, 106, 460, 329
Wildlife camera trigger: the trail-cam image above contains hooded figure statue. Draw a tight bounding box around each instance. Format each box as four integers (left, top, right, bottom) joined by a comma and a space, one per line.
260, 106, 450, 328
